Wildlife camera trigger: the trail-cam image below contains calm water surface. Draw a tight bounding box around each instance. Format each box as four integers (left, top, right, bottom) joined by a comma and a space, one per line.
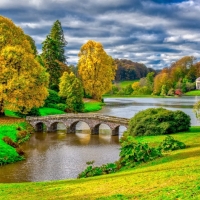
0, 96, 200, 183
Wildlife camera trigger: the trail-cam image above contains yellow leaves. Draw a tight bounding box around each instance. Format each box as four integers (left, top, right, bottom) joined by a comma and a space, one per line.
0, 16, 32, 54
132, 82, 140, 91
0, 46, 49, 114
78, 40, 116, 100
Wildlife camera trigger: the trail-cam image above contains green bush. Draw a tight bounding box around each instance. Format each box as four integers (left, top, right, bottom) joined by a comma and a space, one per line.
44, 89, 60, 107
47, 103, 67, 111
119, 136, 162, 168
159, 135, 186, 152
78, 162, 117, 178
14, 107, 40, 117
127, 108, 190, 136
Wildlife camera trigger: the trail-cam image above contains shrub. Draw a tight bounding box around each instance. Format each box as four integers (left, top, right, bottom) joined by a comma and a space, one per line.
175, 89, 182, 96
119, 136, 162, 168
127, 108, 191, 136
17, 130, 28, 139
44, 89, 60, 107
110, 84, 120, 95
46, 103, 67, 111
27, 107, 40, 116
14, 106, 41, 117
159, 136, 186, 152
124, 84, 133, 95
167, 88, 175, 96
78, 162, 117, 178
56, 103, 67, 111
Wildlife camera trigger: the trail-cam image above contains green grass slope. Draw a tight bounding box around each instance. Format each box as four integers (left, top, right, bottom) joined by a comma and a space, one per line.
84, 102, 103, 112
0, 127, 200, 199
184, 90, 200, 96
0, 119, 26, 165
39, 107, 65, 116
115, 80, 138, 88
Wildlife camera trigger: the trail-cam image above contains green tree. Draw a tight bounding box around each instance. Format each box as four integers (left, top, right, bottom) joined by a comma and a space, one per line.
42, 20, 67, 86
78, 40, 116, 101
25, 34, 37, 56
0, 16, 49, 116
146, 72, 154, 90
59, 72, 84, 112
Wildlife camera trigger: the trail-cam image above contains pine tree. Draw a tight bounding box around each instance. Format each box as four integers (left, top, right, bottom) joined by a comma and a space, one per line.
42, 20, 67, 87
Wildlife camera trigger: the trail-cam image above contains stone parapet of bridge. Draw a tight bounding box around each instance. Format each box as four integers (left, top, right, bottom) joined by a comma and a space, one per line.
26, 113, 129, 135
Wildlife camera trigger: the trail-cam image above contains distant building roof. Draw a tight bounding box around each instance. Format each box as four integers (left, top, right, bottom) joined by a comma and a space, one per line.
196, 77, 200, 81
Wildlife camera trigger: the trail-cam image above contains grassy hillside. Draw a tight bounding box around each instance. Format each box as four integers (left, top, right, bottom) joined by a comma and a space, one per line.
115, 80, 139, 88
0, 118, 26, 165
184, 90, 200, 96
84, 102, 103, 112
1, 127, 200, 199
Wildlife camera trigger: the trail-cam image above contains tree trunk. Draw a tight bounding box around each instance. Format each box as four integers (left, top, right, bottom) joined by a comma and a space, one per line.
0, 100, 5, 116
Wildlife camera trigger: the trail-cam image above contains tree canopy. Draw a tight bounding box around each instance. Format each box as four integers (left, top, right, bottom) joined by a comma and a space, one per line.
59, 72, 84, 112
78, 40, 116, 100
42, 20, 67, 87
153, 56, 197, 95
115, 59, 156, 81
0, 16, 49, 115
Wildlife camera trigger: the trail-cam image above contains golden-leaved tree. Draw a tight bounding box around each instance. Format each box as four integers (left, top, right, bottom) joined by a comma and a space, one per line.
78, 40, 116, 101
0, 16, 49, 115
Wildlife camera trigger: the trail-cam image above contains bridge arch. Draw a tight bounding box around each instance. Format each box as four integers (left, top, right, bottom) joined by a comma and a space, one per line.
33, 121, 49, 132
48, 121, 67, 132
67, 120, 91, 134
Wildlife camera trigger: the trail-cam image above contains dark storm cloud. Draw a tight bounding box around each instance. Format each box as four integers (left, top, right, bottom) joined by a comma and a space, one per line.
0, 0, 199, 69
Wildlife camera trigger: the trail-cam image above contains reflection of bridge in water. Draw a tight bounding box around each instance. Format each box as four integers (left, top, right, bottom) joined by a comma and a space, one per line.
26, 113, 129, 135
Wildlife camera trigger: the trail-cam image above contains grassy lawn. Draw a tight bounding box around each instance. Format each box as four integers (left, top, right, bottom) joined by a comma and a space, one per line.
184, 90, 200, 96
84, 102, 103, 112
0, 127, 200, 199
0, 118, 26, 165
39, 107, 65, 116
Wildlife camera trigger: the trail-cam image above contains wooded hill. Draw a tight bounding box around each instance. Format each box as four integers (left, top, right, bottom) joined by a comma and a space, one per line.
115, 59, 157, 81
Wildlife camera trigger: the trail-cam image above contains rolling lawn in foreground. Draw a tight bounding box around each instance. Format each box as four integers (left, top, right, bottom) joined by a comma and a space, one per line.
0, 127, 200, 199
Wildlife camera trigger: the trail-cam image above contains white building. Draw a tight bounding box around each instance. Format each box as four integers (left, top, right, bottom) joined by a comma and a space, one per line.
196, 77, 200, 89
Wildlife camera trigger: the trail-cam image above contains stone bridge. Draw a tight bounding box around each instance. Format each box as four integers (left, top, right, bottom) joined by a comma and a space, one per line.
26, 113, 129, 135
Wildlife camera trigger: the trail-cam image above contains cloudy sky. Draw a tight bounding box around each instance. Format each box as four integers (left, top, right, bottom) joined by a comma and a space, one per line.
0, 0, 200, 69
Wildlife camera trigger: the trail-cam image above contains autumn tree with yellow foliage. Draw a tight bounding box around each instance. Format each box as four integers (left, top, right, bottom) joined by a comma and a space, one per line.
78, 40, 116, 101
0, 16, 49, 115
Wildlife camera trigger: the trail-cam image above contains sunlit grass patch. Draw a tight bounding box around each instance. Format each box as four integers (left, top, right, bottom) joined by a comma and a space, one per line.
184, 90, 200, 96
39, 107, 65, 116
116, 80, 139, 88
5, 110, 20, 118
84, 102, 103, 112
0, 121, 26, 165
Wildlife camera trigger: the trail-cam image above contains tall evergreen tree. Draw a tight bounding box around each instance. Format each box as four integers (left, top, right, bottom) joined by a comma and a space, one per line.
42, 20, 67, 87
